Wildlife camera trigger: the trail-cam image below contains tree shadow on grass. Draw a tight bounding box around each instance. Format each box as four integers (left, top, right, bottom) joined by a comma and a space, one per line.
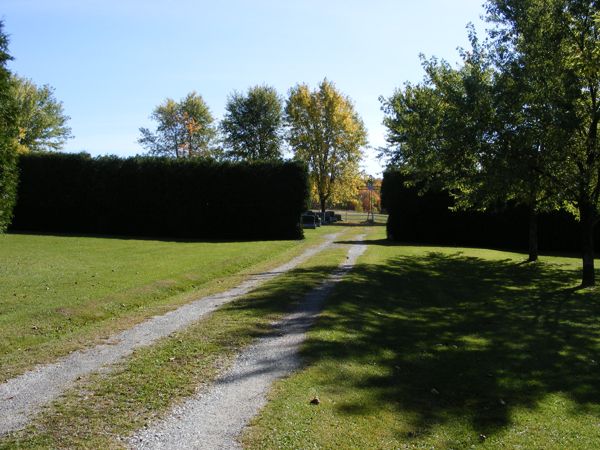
299, 251, 600, 440
334, 237, 586, 259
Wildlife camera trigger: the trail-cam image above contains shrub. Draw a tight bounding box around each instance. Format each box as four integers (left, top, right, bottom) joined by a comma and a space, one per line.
381, 170, 592, 252
0, 141, 17, 232
11, 153, 308, 240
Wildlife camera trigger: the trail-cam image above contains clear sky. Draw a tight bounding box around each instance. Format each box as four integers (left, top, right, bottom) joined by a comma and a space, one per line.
2, 0, 487, 176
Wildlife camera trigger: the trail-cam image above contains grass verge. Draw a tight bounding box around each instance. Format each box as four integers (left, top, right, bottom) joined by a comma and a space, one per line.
0, 228, 332, 380
243, 228, 600, 449
0, 228, 368, 449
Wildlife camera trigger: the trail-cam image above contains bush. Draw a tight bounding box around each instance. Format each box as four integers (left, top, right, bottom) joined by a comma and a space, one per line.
0, 141, 17, 232
11, 153, 308, 240
381, 170, 592, 252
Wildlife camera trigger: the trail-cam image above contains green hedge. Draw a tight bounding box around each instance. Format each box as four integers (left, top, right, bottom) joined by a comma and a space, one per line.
10, 153, 308, 240
0, 142, 17, 232
381, 170, 593, 252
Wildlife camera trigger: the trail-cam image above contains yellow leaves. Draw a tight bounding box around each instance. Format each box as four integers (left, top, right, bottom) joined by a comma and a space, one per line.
287, 79, 368, 210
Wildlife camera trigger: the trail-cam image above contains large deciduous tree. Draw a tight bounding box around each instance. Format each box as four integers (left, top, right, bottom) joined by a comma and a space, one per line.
139, 92, 217, 158
485, 0, 600, 285
12, 75, 72, 153
381, 37, 561, 262
0, 20, 18, 233
383, 0, 600, 286
381, 48, 512, 247
220, 85, 283, 161
286, 79, 367, 216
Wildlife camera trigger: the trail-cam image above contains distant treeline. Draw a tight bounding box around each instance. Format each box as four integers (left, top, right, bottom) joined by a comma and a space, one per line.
10, 153, 308, 240
381, 171, 595, 253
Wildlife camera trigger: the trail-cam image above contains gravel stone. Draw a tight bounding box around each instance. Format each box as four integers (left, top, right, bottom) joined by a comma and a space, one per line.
128, 236, 367, 450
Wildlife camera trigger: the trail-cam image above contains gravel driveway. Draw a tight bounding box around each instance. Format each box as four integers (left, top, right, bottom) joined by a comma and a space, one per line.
0, 233, 342, 436
129, 236, 367, 450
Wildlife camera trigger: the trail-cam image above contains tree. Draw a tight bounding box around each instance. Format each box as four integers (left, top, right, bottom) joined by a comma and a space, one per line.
381, 33, 562, 262
286, 79, 368, 216
485, 0, 600, 285
139, 92, 217, 158
486, 10, 570, 262
220, 85, 283, 161
12, 75, 72, 153
0, 20, 18, 232
382, 0, 600, 285
381, 48, 506, 240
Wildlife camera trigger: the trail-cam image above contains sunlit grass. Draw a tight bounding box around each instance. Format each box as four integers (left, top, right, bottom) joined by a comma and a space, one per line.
0, 228, 365, 449
244, 229, 600, 449
0, 228, 332, 380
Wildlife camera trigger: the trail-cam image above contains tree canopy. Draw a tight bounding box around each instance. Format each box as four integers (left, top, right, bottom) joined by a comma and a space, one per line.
220, 85, 283, 161
139, 92, 217, 159
486, 0, 600, 284
286, 79, 367, 214
0, 20, 18, 232
12, 75, 72, 153
381, 0, 600, 285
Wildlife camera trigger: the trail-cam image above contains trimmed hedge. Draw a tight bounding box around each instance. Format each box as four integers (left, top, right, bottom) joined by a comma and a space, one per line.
381, 170, 594, 252
10, 153, 308, 240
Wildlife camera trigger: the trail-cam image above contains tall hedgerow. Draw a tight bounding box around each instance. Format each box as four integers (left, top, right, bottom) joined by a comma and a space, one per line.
0, 21, 18, 232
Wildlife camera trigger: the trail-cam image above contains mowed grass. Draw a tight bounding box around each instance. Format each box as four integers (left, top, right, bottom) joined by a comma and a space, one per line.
0, 228, 331, 380
244, 229, 600, 449
0, 228, 365, 449
333, 210, 388, 225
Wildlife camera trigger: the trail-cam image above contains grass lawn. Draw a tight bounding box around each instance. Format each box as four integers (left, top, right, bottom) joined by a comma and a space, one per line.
0, 228, 332, 380
243, 228, 600, 449
333, 210, 388, 225
0, 228, 366, 449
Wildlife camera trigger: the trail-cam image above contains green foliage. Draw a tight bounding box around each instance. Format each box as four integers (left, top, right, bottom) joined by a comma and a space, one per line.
485, 0, 600, 285
11, 75, 72, 153
12, 153, 308, 239
382, 0, 600, 283
0, 21, 18, 233
220, 85, 284, 161
139, 92, 217, 158
286, 79, 368, 213
381, 40, 513, 210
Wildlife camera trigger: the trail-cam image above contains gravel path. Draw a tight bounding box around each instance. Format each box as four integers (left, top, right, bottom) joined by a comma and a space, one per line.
128, 236, 367, 450
0, 233, 342, 436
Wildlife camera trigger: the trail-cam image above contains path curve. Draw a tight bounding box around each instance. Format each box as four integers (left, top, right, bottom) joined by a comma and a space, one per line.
129, 236, 367, 450
0, 233, 342, 436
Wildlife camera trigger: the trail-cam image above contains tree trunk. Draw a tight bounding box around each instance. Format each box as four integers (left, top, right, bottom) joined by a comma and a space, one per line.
528, 207, 538, 262
580, 203, 596, 287
320, 197, 326, 221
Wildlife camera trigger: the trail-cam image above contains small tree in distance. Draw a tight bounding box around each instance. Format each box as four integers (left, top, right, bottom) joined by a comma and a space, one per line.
12, 75, 72, 153
139, 92, 217, 158
220, 85, 283, 161
286, 79, 368, 216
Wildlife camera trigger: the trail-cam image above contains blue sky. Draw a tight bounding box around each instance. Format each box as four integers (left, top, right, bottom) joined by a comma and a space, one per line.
3, 0, 487, 176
